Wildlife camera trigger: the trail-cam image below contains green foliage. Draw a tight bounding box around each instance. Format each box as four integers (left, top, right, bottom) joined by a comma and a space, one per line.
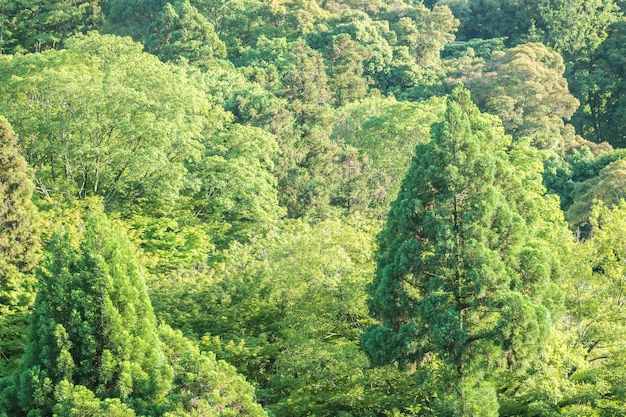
159, 325, 267, 417
0, 32, 217, 213
146, 215, 433, 416
333, 95, 447, 216
53, 381, 136, 417
0, 117, 40, 378
541, 0, 621, 61
572, 20, 626, 146
145, 0, 226, 68
363, 87, 560, 414
543, 145, 626, 228
443, 37, 508, 60
1, 201, 172, 416
440, 0, 542, 44
567, 159, 626, 229
450, 42, 579, 151
542, 0, 623, 146
235, 36, 376, 218
323, 33, 370, 105
103, 0, 167, 39
4, 2, 626, 416
501, 201, 626, 415
0, 0, 104, 54
125, 215, 214, 274
189, 122, 283, 246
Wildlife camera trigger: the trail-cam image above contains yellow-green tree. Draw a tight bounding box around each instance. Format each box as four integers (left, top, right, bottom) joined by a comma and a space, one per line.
1, 202, 172, 416
0, 117, 40, 378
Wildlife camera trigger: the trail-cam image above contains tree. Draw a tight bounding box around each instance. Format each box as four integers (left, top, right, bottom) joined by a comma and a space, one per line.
540, 0, 622, 144
576, 20, 626, 146
323, 33, 370, 106
541, 0, 621, 61
450, 42, 579, 152
439, 0, 541, 44
362, 87, 559, 415
566, 158, 626, 230
500, 201, 626, 415
326, 10, 394, 83
103, 0, 167, 39
1, 0, 104, 53
332, 94, 447, 217
0, 117, 40, 378
144, 0, 227, 69
189, 123, 284, 246
0, 32, 217, 213
159, 325, 267, 417
0, 201, 172, 416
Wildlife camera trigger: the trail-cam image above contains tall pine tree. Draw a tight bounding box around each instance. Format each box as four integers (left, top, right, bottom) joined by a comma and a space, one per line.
362, 87, 557, 415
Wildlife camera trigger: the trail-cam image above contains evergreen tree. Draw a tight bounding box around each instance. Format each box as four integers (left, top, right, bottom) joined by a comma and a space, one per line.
144, 0, 226, 69
1, 202, 172, 416
0, 117, 40, 378
362, 87, 556, 415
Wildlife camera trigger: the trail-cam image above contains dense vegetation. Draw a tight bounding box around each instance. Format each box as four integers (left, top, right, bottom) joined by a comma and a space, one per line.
1, 0, 626, 416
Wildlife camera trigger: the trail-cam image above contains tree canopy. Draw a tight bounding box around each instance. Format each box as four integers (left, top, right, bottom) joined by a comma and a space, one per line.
1, 1, 626, 416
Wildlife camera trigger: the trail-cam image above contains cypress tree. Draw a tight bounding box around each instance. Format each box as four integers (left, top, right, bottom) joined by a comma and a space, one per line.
0, 117, 40, 377
2, 202, 172, 416
362, 87, 555, 415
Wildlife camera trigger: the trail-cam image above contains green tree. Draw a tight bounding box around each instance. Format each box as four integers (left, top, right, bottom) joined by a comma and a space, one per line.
236, 36, 374, 218
332, 94, 447, 217
103, 0, 166, 39
381, 1, 458, 100
575, 20, 626, 146
144, 0, 227, 68
52, 381, 136, 417
159, 325, 267, 417
450, 42, 579, 152
501, 201, 626, 415
325, 9, 394, 83
145, 215, 432, 416
0, 0, 18, 54
0, 117, 40, 378
541, 0, 622, 144
0, 201, 172, 416
440, 0, 541, 44
362, 87, 558, 415
0, 32, 218, 213
542, 144, 626, 225
566, 158, 626, 230
541, 0, 621, 61
189, 123, 284, 246
323, 33, 370, 106
1, 0, 104, 53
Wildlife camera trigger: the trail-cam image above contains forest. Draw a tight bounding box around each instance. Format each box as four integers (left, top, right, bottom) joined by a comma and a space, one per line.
0, 0, 626, 415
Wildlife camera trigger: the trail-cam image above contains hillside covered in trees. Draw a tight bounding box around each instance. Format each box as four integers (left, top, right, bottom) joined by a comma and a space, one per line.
1, 0, 626, 416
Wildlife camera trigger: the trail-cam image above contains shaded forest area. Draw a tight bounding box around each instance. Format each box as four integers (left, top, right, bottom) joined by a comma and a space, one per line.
1, 0, 626, 416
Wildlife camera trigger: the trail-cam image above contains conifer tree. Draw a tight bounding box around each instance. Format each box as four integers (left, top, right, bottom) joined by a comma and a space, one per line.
0, 117, 40, 377
362, 87, 556, 415
1, 202, 172, 416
